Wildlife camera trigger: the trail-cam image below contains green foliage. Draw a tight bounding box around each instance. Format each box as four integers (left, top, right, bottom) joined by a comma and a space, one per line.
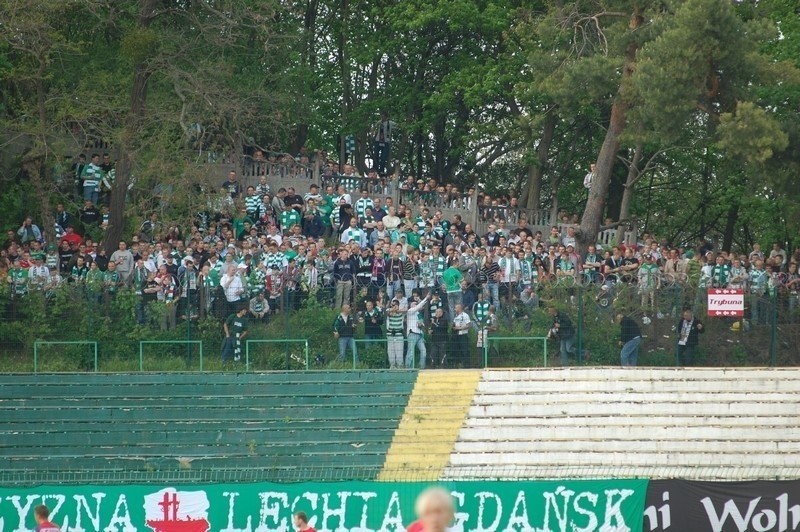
717, 101, 789, 163
0, 0, 798, 253
120, 28, 160, 64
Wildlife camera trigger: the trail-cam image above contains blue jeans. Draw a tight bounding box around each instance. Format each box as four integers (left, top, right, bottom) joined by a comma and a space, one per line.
135, 298, 147, 325
221, 337, 239, 362
620, 336, 641, 366
446, 291, 463, 320
387, 279, 401, 299
338, 336, 357, 364
406, 332, 427, 369
83, 187, 99, 205
486, 282, 500, 309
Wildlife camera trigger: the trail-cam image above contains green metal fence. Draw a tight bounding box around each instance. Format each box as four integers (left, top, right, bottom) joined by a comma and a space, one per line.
484, 336, 549, 368
4, 280, 799, 372
33, 341, 98, 372
138, 340, 204, 371
245, 338, 309, 370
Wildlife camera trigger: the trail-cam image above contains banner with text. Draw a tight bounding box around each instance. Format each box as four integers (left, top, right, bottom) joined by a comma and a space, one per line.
707, 288, 745, 317
644, 479, 800, 532
0, 480, 647, 532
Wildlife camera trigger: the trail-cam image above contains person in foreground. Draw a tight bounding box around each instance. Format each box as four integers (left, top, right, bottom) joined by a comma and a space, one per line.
293, 511, 316, 532
407, 486, 455, 532
34, 504, 60, 532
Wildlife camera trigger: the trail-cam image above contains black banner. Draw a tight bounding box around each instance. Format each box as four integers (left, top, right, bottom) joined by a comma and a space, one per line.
645, 480, 800, 532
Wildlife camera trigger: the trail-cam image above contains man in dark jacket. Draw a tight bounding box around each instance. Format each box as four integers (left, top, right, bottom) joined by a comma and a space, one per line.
548, 306, 576, 366
616, 314, 642, 366
333, 304, 357, 363
676, 309, 704, 365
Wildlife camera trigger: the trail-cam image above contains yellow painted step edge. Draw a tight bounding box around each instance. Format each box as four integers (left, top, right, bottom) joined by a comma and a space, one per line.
378, 370, 482, 481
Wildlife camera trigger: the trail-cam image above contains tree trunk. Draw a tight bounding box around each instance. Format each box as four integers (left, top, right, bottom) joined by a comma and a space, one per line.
29, 56, 55, 244
522, 111, 556, 210
337, 0, 351, 167
433, 114, 446, 180
576, 11, 642, 256
616, 142, 643, 245
23, 157, 55, 244
105, 0, 158, 255
722, 201, 739, 252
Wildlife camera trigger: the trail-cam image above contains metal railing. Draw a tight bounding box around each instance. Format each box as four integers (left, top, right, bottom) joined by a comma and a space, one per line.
33, 341, 98, 372
484, 336, 549, 368
245, 338, 309, 370
5, 277, 799, 372
139, 340, 204, 371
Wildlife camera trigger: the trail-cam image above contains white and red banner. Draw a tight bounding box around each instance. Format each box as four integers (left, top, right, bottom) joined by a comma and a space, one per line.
707, 288, 745, 317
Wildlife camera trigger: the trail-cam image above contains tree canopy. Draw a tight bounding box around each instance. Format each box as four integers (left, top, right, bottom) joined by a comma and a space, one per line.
0, 0, 798, 251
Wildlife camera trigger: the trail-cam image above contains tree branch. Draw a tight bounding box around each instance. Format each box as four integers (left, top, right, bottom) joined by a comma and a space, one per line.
600, 218, 636, 231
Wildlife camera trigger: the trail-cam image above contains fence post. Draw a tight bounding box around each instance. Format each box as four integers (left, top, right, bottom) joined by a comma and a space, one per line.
770, 290, 778, 367
674, 285, 682, 366
543, 337, 548, 368
185, 288, 193, 369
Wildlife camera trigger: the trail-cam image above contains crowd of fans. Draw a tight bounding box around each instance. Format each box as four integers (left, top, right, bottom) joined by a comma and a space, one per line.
2, 154, 799, 367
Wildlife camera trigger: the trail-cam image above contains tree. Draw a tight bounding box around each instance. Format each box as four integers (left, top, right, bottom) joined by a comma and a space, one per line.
1, 0, 292, 250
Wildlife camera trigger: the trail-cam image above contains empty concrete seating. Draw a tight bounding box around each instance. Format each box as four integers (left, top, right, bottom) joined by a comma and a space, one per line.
0, 371, 416, 484
443, 368, 800, 480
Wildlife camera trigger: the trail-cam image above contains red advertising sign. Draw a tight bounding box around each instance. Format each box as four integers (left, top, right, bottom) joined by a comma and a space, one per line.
707, 288, 745, 317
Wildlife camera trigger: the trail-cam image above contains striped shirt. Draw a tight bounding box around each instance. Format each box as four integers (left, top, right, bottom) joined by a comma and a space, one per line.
244, 194, 261, 216
81, 163, 103, 189
430, 256, 447, 278
263, 252, 287, 271
355, 197, 374, 220
341, 228, 366, 247
279, 210, 300, 233
386, 312, 405, 336
473, 301, 490, 322
483, 260, 500, 283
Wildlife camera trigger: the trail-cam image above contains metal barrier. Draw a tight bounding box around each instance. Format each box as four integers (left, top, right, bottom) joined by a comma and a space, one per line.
484, 336, 549, 368
138, 340, 204, 371
245, 339, 309, 371
33, 341, 98, 373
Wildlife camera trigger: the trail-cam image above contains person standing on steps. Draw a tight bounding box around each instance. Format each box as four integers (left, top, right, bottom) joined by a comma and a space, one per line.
222, 306, 249, 363
451, 303, 472, 367
385, 300, 405, 368
548, 306, 576, 366
405, 290, 430, 369
333, 304, 357, 364
616, 313, 642, 367
676, 308, 704, 366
